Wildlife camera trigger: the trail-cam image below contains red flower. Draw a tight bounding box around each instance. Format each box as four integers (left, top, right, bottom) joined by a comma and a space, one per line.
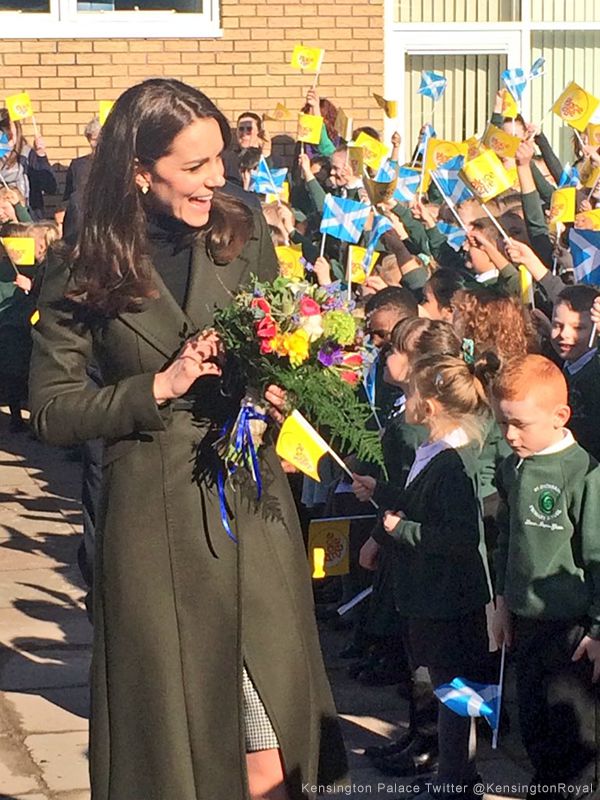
256, 316, 277, 339
299, 296, 321, 317
340, 370, 360, 385
342, 352, 363, 368
251, 297, 271, 315
260, 338, 274, 354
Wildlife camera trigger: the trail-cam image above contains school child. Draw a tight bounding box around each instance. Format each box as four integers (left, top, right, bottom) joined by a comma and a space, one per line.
491, 354, 600, 791
379, 353, 493, 795
551, 285, 600, 460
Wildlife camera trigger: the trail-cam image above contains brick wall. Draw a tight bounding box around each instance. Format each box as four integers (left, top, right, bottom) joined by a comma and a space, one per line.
0, 0, 384, 203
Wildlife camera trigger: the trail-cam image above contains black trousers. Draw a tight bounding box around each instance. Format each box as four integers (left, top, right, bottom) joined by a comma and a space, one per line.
513, 616, 598, 783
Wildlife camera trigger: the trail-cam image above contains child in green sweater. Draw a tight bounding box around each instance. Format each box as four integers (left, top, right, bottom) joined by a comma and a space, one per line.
491, 354, 600, 791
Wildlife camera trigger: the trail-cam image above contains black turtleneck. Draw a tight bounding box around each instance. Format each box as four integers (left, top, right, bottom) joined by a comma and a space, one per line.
146, 213, 197, 309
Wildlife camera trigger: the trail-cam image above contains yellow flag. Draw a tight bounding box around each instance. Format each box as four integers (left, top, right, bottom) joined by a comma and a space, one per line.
263, 103, 294, 122
298, 113, 323, 145
290, 44, 324, 73
519, 265, 534, 306
266, 180, 290, 205
5, 92, 34, 122
308, 518, 351, 577
276, 244, 304, 280
500, 88, 519, 119
312, 548, 326, 579
373, 93, 398, 119
98, 100, 114, 126
30, 309, 40, 326
1, 237, 36, 266
335, 107, 353, 142
587, 124, 600, 148
481, 124, 521, 159
552, 82, 600, 132
348, 146, 364, 176
584, 165, 600, 190
464, 136, 484, 161
422, 138, 469, 192
363, 170, 398, 206
576, 209, 600, 231
348, 245, 378, 284
354, 131, 389, 171
461, 149, 513, 203
549, 187, 576, 224
275, 410, 329, 482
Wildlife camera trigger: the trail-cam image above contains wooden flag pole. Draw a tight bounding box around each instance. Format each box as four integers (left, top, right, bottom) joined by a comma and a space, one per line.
325, 445, 379, 510
319, 233, 327, 257
346, 245, 353, 303
429, 172, 469, 233
491, 643, 507, 750
31, 115, 39, 139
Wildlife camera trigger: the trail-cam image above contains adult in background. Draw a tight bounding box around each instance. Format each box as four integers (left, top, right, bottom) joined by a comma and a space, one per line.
63, 116, 101, 202
28, 78, 347, 800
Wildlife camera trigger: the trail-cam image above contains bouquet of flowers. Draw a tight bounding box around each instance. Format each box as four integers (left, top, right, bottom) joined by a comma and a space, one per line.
212, 275, 384, 472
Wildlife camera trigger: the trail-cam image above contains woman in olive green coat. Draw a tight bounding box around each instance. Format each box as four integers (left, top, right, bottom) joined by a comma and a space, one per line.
29, 79, 347, 800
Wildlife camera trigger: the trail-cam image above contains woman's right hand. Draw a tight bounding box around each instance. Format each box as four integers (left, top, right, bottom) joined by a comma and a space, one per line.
153, 330, 224, 405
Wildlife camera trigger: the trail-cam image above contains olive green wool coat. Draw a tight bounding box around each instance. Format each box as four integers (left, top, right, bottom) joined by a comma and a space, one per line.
28, 212, 348, 800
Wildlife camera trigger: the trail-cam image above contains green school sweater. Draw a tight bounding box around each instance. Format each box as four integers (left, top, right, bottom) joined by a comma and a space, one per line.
495, 440, 600, 635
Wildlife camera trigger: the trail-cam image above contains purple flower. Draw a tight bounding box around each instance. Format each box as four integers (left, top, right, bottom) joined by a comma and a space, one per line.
318, 342, 344, 367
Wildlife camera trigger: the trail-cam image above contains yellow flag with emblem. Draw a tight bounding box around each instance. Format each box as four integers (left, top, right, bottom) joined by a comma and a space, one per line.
373, 93, 398, 119
334, 107, 353, 142
464, 136, 484, 161
499, 88, 519, 119
263, 103, 294, 123
348, 245, 378, 284
276, 410, 330, 482
552, 82, 600, 132
460, 149, 513, 203
98, 100, 114, 126
308, 518, 351, 578
5, 92, 34, 122
290, 44, 324, 73
422, 138, 468, 192
481, 124, 521, 159
276, 244, 304, 280
549, 187, 576, 225
575, 209, 600, 231
354, 131, 389, 171
587, 124, 600, 148
1, 237, 36, 266
348, 145, 364, 176
297, 113, 323, 145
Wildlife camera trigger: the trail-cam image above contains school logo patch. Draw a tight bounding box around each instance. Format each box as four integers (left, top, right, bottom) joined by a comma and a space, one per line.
538, 490, 557, 515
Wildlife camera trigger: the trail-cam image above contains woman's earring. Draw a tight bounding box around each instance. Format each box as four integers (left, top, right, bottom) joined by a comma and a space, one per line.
141, 184, 149, 195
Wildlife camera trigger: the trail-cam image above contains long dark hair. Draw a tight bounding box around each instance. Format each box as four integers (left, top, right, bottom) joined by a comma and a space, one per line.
68, 78, 253, 315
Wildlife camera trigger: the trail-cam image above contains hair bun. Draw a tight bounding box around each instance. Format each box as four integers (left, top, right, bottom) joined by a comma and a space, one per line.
474, 350, 502, 385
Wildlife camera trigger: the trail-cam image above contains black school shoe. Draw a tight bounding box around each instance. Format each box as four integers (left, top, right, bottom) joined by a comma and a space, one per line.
374, 736, 439, 777
363, 731, 414, 761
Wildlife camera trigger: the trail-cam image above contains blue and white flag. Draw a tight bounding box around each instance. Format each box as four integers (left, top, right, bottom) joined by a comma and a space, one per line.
394, 168, 421, 202
249, 156, 287, 195
362, 213, 393, 268
415, 123, 436, 159
569, 228, 600, 285
437, 221, 467, 251
558, 162, 580, 188
375, 159, 399, 182
417, 71, 447, 102
529, 57, 545, 80
431, 155, 473, 205
434, 677, 501, 731
320, 194, 370, 244
0, 132, 10, 159
502, 67, 528, 103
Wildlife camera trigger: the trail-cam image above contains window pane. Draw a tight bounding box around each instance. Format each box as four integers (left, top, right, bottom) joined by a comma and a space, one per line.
531, 0, 600, 23
531, 31, 600, 162
405, 53, 508, 147
1, 0, 50, 10
396, 0, 521, 23
77, 0, 203, 10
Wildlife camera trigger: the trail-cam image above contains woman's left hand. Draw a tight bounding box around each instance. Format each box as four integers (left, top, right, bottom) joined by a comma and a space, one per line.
264, 384, 288, 424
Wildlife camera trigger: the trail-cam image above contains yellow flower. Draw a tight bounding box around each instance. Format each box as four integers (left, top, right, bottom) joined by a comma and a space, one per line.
270, 334, 289, 357
284, 329, 310, 367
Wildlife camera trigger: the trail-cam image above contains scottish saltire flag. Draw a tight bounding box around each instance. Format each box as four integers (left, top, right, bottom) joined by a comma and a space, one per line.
375, 159, 398, 182
394, 168, 421, 202
502, 67, 528, 102
434, 677, 501, 731
414, 124, 436, 159
558, 162, 580, 188
431, 156, 472, 205
0, 132, 10, 159
437, 221, 467, 251
249, 157, 287, 195
320, 194, 370, 243
417, 71, 447, 102
569, 228, 600, 284
362, 213, 393, 268
529, 57, 545, 79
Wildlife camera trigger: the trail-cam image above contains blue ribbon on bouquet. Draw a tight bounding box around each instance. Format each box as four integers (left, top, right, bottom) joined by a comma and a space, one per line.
217, 401, 269, 543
